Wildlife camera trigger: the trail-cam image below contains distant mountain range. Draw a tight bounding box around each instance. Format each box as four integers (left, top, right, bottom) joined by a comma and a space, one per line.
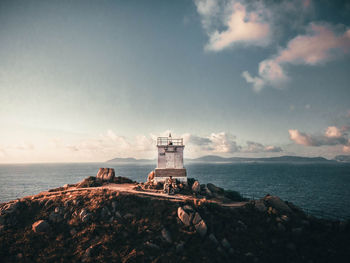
334, 155, 350, 163
106, 155, 347, 164
186, 155, 336, 163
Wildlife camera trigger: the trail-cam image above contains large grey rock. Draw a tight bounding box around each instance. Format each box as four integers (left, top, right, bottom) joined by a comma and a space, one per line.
96, 168, 115, 182
264, 195, 292, 214
209, 233, 219, 245
177, 207, 192, 226
32, 220, 49, 233
192, 181, 201, 193
195, 220, 207, 237
176, 241, 185, 253
203, 185, 213, 197
207, 183, 224, 195
221, 238, 231, 250
161, 228, 172, 243
111, 201, 117, 212
192, 212, 202, 225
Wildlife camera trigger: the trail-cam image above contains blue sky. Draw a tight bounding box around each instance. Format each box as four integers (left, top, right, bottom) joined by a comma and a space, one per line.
0, 0, 350, 163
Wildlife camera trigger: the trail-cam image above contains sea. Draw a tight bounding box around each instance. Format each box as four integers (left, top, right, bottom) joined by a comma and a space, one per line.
1, 162, 350, 220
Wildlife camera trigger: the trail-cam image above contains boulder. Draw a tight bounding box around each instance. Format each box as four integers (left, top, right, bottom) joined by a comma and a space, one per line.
195, 220, 207, 237
176, 242, 185, 253
96, 168, 115, 182
100, 207, 111, 219
32, 220, 49, 233
192, 212, 202, 225
177, 207, 192, 226
208, 233, 219, 245
264, 195, 292, 214
111, 201, 117, 212
221, 238, 231, 250
203, 185, 213, 197
161, 228, 172, 243
192, 181, 201, 193
254, 200, 267, 212
183, 205, 194, 212
115, 211, 122, 219
147, 171, 155, 182
207, 183, 224, 196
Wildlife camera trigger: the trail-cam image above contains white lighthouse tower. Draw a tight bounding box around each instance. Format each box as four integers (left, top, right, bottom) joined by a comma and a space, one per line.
154, 133, 187, 183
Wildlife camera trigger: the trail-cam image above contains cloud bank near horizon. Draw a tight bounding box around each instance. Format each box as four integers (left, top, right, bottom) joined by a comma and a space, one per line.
289, 126, 350, 153
0, 130, 284, 163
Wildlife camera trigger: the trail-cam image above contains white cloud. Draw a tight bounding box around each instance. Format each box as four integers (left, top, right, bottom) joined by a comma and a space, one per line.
182, 132, 283, 154
289, 126, 350, 152
325, 126, 342, 138
244, 141, 282, 153
208, 132, 241, 152
195, 0, 271, 51
9, 142, 35, 151
244, 23, 350, 91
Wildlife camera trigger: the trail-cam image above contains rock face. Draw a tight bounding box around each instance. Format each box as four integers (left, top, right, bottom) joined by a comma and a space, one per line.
192, 180, 201, 193
194, 219, 207, 237
32, 220, 49, 233
177, 207, 192, 226
207, 183, 224, 196
177, 206, 207, 237
96, 168, 115, 182
1, 177, 350, 263
264, 195, 292, 214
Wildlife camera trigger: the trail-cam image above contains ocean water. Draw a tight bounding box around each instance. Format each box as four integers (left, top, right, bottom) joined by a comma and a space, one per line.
0, 162, 349, 220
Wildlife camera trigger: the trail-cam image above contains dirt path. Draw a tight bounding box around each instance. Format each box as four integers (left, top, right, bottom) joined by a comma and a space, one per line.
28, 183, 247, 208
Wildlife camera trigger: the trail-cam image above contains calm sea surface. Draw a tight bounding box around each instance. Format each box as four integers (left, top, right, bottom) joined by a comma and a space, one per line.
0, 162, 349, 220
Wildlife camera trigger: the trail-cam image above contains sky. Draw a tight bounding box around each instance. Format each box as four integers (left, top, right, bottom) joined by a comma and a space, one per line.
0, 0, 350, 163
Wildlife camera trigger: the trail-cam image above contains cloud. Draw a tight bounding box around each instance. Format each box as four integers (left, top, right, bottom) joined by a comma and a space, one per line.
195, 0, 271, 51
183, 132, 282, 154
8, 142, 35, 151
244, 141, 282, 153
243, 23, 350, 91
209, 132, 241, 152
289, 126, 350, 152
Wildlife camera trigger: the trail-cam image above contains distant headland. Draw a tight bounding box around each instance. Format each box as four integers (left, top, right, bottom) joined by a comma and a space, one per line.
106, 155, 343, 164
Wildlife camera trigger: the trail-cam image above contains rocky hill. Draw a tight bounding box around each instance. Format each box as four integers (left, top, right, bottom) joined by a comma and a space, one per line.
0, 177, 349, 263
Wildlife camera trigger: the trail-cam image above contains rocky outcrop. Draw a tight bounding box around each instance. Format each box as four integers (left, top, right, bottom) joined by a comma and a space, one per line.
263, 195, 292, 214
0, 178, 349, 263
191, 180, 201, 193
96, 168, 115, 182
177, 205, 207, 237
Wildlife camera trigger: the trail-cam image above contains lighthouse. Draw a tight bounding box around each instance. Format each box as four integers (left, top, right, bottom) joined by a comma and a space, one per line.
154, 133, 187, 183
